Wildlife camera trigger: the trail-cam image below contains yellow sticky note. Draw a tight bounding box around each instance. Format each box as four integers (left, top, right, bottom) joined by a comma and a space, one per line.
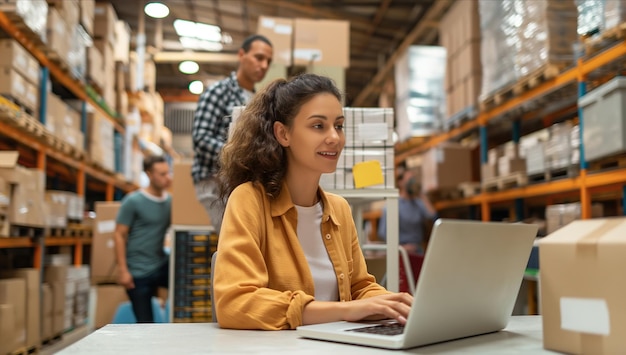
352, 160, 384, 188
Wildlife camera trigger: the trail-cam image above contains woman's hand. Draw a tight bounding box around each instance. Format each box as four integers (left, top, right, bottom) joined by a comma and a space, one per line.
342, 292, 413, 324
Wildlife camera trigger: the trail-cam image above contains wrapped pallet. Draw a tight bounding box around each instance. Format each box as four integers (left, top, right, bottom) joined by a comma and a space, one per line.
479, 0, 578, 99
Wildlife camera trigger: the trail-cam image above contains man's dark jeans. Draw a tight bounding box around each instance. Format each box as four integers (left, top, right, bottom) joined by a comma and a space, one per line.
126, 261, 169, 323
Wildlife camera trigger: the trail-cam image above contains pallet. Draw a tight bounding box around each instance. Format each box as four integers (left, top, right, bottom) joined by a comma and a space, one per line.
483, 172, 528, 192
426, 187, 463, 202
512, 64, 566, 96
588, 153, 626, 171
584, 23, 626, 57
479, 63, 568, 111
0, 8, 47, 48
49, 224, 93, 238
9, 345, 39, 355
42, 333, 63, 346
2, 224, 46, 238
443, 105, 478, 132
527, 165, 580, 184
458, 182, 482, 198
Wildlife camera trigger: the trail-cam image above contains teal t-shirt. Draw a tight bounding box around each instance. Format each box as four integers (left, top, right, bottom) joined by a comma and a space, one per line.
116, 190, 171, 277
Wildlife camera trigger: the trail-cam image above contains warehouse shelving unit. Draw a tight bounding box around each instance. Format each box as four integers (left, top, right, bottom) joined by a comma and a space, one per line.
0, 12, 137, 257
396, 38, 626, 222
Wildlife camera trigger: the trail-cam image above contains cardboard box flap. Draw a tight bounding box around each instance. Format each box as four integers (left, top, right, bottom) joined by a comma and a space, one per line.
0, 151, 19, 168
540, 218, 626, 245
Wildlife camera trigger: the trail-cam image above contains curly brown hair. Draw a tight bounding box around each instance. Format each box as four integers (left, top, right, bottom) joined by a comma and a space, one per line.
217, 73, 342, 201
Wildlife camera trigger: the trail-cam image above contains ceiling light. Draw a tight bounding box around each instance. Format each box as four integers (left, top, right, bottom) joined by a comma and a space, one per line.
179, 60, 199, 74
189, 80, 204, 95
174, 19, 222, 42
144, 2, 169, 19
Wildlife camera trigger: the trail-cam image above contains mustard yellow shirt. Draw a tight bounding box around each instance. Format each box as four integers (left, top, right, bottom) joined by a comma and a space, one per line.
214, 182, 389, 330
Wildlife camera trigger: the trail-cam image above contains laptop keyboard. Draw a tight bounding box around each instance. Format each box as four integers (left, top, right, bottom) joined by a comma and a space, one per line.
346, 323, 405, 336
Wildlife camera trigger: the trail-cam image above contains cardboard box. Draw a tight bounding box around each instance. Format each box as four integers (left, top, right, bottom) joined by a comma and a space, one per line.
0, 278, 26, 351
79, 0, 95, 36
91, 201, 121, 283
46, 7, 70, 68
87, 46, 105, 89
42, 283, 53, 340
0, 39, 39, 86
114, 20, 130, 64
95, 285, 128, 328
93, 2, 117, 46
172, 163, 211, 226
0, 269, 40, 349
545, 202, 604, 234
293, 18, 349, 68
0, 304, 15, 354
257, 16, 293, 66
539, 218, 626, 353
0, 153, 46, 227
0, 67, 39, 113
421, 143, 474, 192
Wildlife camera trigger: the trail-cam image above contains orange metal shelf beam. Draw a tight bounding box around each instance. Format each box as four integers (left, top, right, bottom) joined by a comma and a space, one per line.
0, 121, 136, 192
435, 168, 626, 211
0, 238, 34, 248
0, 12, 124, 133
45, 237, 92, 247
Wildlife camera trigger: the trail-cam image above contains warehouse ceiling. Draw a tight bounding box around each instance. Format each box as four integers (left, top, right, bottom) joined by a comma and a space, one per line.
107, 0, 454, 106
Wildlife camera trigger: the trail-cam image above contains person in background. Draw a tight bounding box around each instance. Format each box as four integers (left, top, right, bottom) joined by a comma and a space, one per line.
114, 155, 172, 323
192, 34, 273, 235
213, 73, 412, 330
378, 170, 437, 254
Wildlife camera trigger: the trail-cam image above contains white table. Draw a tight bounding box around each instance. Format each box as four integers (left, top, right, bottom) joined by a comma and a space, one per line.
58, 316, 559, 354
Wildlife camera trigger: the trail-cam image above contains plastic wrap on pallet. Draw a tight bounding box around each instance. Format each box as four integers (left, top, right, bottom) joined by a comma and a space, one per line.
395, 46, 446, 140
2, 0, 49, 43
545, 122, 573, 170
479, 0, 578, 99
604, 0, 626, 29
68, 24, 91, 81
577, 0, 605, 34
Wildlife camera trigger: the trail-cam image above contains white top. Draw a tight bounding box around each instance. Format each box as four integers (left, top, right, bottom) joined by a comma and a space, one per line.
57, 316, 556, 354
295, 202, 339, 301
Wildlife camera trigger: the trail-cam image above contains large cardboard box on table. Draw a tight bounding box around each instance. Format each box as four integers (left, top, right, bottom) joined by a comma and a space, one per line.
172, 163, 211, 226
540, 218, 626, 354
91, 201, 121, 283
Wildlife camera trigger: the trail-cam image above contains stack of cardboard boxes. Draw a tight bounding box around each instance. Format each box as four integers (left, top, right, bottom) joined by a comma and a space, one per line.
90, 201, 130, 328
255, 16, 349, 94
0, 39, 40, 115
0, 151, 46, 234
421, 143, 475, 194
44, 93, 85, 153
439, 0, 482, 123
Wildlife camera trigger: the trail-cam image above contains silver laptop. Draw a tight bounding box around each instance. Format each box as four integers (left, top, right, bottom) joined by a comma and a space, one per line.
296, 219, 537, 350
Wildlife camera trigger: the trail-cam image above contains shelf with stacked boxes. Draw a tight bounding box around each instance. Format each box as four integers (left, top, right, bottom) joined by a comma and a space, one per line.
395, 0, 626, 224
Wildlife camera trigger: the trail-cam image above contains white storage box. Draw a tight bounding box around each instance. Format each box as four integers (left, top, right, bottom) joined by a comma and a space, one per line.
579, 77, 626, 162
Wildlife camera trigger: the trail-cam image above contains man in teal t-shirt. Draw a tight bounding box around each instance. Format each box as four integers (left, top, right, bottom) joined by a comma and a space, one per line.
114, 155, 172, 323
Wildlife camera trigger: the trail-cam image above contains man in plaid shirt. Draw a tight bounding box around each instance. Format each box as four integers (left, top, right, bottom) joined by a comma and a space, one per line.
192, 35, 273, 234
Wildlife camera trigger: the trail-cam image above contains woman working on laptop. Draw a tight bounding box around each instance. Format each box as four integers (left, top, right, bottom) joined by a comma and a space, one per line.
212, 74, 412, 330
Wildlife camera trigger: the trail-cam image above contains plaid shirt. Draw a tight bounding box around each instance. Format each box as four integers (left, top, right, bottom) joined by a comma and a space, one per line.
192, 72, 249, 183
